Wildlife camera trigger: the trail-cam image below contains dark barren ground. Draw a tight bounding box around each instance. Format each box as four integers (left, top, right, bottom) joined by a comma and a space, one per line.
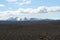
0, 20, 60, 40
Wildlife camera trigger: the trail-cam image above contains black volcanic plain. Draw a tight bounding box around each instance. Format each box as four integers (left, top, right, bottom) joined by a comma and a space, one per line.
0, 20, 60, 40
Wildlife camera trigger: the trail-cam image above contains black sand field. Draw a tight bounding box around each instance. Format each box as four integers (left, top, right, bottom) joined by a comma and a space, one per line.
0, 21, 60, 40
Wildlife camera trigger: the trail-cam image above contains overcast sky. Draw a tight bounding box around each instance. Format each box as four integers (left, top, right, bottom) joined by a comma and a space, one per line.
0, 0, 60, 20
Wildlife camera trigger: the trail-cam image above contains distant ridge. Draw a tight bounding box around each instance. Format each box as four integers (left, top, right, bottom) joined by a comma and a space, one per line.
0, 19, 60, 24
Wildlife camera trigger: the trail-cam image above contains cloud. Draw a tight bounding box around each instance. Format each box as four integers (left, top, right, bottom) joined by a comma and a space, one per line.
6, 0, 17, 3
16, 0, 31, 5
47, 6, 60, 12
16, 7, 47, 13
23, 0, 31, 4
37, 6, 47, 13
0, 6, 60, 20
0, 11, 18, 20
6, 0, 31, 5
0, 6, 60, 14
0, 4, 5, 7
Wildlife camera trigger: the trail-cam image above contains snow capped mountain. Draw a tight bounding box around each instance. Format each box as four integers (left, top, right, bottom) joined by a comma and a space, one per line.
0, 16, 55, 21
4, 17, 40, 21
